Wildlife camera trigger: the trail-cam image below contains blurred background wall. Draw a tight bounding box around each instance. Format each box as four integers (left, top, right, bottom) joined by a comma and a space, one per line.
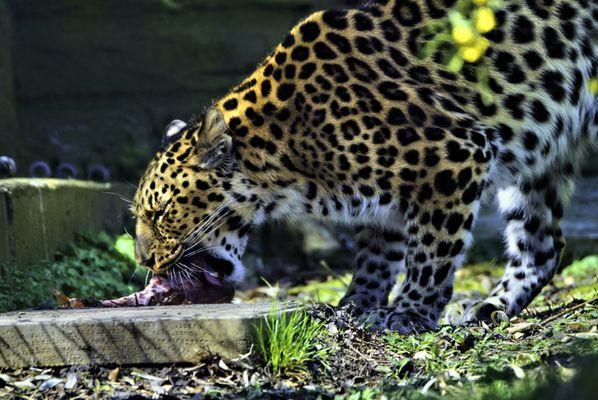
0, 0, 363, 182
1, 0, 596, 182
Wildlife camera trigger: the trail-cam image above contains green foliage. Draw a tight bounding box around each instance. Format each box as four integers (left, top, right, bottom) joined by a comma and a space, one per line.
453, 261, 502, 294
115, 234, 136, 263
341, 388, 382, 400
0, 232, 142, 313
255, 304, 328, 375
562, 255, 598, 277
287, 274, 351, 306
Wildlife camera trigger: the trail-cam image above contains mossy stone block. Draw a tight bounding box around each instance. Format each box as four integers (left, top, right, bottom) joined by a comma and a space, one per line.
0, 178, 132, 267
0, 302, 297, 368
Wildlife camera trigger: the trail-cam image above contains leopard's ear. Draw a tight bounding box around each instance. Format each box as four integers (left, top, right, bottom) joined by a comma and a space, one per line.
198, 107, 234, 169
161, 119, 187, 148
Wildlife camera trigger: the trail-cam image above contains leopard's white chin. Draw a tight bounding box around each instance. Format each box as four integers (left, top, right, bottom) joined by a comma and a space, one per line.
211, 247, 245, 284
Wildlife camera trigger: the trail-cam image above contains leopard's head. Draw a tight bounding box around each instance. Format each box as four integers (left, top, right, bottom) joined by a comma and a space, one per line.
132, 107, 257, 298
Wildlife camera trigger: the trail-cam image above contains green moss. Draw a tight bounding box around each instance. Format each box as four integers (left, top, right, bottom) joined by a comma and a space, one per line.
562, 255, 598, 277
565, 283, 598, 301
0, 232, 143, 313
287, 274, 351, 306
454, 261, 503, 294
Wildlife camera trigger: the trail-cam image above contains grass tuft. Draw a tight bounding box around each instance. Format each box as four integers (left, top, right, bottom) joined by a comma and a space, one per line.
255, 304, 328, 375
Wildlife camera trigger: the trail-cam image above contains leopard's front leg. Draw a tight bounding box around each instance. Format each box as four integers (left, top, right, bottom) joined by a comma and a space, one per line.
365, 204, 478, 334
361, 138, 490, 334
339, 225, 407, 316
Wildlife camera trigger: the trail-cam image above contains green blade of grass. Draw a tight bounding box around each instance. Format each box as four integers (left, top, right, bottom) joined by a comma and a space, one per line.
254, 303, 328, 375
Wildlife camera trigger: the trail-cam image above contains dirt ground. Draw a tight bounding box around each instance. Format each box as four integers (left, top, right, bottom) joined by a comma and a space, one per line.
0, 257, 596, 399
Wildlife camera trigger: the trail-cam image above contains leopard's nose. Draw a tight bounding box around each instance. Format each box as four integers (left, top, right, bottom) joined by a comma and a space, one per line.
135, 235, 155, 268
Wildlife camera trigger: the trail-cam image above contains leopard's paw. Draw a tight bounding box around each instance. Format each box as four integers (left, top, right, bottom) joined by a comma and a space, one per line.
363, 306, 437, 334
445, 298, 507, 325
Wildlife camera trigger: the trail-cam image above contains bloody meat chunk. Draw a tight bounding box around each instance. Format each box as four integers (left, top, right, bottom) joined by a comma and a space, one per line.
58, 275, 234, 308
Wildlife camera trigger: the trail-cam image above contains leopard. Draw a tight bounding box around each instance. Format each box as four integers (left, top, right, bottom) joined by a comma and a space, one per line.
132, 0, 597, 333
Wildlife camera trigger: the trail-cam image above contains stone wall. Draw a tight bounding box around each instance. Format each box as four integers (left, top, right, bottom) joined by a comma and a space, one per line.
0, 179, 133, 267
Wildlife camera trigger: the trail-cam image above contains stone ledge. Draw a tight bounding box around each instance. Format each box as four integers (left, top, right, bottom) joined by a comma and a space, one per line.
0, 302, 293, 368
0, 178, 132, 267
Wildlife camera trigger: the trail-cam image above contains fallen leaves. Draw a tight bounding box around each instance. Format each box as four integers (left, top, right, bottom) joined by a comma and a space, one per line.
413, 350, 433, 360
64, 373, 77, 390
1, 260, 596, 399
105, 368, 119, 383
506, 322, 541, 336
39, 378, 63, 391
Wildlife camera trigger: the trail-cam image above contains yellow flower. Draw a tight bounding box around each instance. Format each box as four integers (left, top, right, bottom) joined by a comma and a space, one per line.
450, 11, 477, 45
459, 36, 490, 63
452, 24, 477, 45
473, 0, 488, 5
474, 7, 497, 33
590, 78, 598, 95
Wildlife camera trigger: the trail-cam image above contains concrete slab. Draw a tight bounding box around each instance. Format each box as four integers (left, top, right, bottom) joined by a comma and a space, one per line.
0, 302, 293, 369
0, 178, 132, 267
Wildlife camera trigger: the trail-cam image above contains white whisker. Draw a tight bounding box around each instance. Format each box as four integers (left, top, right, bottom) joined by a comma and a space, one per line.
184, 210, 230, 246
184, 217, 230, 251
128, 265, 142, 283
183, 245, 223, 258
189, 262, 211, 274
104, 191, 133, 205
124, 227, 134, 240
183, 200, 232, 240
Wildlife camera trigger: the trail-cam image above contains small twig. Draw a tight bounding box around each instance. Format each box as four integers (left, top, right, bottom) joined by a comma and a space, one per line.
540, 297, 598, 326
319, 260, 350, 288
346, 341, 377, 364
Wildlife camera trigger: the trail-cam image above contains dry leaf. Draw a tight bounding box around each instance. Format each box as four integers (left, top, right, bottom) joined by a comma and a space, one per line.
513, 332, 525, 340
108, 367, 120, 382
150, 381, 166, 394
32, 374, 53, 381
131, 370, 166, 382
510, 364, 525, 379
413, 350, 432, 360
64, 373, 77, 390
506, 322, 538, 334
122, 377, 136, 386
12, 380, 36, 390
40, 378, 62, 391
563, 322, 587, 332
218, 359, 231, 371
242, 370, 250, 388
54, 290, 70, 307
445, 369, 461, 380
421, 378, 437, 395
569, 332, 598, 340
